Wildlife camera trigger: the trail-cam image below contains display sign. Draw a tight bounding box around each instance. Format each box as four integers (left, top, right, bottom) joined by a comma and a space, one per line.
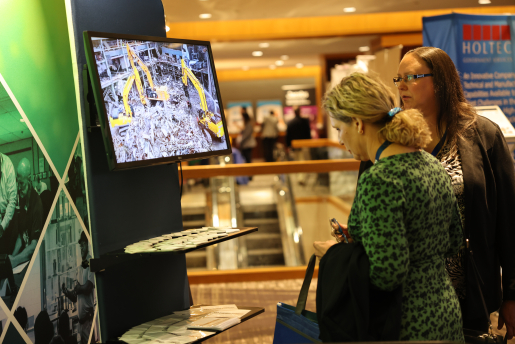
282, 85, 316, 107
84, 31, 231, 170
476, 105, 515, 150
226, 101, 253, 134
256, 100, 283, 124
423, 14, 515, 120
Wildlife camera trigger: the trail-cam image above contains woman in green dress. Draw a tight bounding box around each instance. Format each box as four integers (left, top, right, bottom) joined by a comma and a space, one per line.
318, 72, 464, 341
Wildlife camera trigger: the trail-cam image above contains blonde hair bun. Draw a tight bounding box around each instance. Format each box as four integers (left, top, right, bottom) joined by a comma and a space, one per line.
323, 72, 432, 149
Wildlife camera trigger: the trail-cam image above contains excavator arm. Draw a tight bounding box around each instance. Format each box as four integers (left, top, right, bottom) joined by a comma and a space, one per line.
126, 44, 147, 105
181, 59, 224, 138
127, 44, 155, 90
181, 59, 209, 112
127, 44, 169, 102
123, 75, 135, 116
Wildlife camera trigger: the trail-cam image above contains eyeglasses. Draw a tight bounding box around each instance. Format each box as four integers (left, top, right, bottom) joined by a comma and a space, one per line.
393, 74, 433, 86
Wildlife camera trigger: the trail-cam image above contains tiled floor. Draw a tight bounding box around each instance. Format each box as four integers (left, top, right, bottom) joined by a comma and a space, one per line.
491, 312, 514, 344
190, 278, 317, 344
191, 278, 513, 344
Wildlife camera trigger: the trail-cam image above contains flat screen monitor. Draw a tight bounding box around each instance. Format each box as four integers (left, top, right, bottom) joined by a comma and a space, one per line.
83, 31, 231, 170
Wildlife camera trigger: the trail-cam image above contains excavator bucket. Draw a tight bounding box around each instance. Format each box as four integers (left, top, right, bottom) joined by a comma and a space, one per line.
207, 121, 224, 138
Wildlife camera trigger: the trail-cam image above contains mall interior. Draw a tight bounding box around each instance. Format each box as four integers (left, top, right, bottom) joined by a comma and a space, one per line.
170, 1, 515, 343
0, 0, 515, 343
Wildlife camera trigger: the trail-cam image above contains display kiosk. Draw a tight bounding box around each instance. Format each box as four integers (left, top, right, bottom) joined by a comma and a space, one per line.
68, 0, 262, 342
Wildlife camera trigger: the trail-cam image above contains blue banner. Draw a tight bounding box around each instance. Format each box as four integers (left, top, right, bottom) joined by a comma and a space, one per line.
423, 13, 515, 120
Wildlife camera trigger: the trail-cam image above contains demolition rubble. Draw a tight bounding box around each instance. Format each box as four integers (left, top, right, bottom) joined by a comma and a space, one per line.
110, 82, 217, 163
94, 39, 226, 163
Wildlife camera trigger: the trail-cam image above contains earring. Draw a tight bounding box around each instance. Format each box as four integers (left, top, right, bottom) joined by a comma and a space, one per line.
359, 129, 364, 134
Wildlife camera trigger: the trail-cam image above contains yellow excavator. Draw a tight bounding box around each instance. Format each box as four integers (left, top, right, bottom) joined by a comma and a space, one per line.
181, 58, 224, 139
110, 44, 170, 129
109, 74, 136, 128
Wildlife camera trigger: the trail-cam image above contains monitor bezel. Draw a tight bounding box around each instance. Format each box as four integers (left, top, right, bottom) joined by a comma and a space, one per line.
83, 30, 232, 171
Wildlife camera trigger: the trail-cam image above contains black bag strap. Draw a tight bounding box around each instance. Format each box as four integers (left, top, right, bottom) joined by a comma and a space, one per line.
467, 239, 508, 343
467, 240, 491, 327
295, 254, 317, 315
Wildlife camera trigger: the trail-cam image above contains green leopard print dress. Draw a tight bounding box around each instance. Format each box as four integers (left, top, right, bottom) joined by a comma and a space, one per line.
348, 150, 465, 342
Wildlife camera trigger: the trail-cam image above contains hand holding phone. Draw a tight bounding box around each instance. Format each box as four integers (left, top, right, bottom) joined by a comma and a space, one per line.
329, 218, 350, 243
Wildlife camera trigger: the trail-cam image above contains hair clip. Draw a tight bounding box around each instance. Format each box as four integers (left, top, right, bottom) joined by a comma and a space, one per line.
388, 107, 402, 117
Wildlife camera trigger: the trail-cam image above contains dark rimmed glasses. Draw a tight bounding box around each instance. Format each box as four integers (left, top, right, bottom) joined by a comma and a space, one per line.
393, 74, 433, 86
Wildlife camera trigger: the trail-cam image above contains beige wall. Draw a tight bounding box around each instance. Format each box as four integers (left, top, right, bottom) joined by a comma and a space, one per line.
296, 196, 352, 259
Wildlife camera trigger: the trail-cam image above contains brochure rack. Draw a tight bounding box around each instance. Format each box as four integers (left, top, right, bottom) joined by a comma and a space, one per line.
89, 227, 258, 272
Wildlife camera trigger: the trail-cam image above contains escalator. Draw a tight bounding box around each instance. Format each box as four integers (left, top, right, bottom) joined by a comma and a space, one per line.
242, 203, 284, 267
182, 173, 305, 270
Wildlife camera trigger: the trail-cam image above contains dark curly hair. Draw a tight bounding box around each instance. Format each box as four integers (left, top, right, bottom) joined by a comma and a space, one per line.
404, 47, 477, 153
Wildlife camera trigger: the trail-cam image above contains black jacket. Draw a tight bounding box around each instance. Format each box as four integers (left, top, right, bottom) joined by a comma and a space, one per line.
317, 242, 402, 342
358, 116, 515, 315
286, 116, 311, 148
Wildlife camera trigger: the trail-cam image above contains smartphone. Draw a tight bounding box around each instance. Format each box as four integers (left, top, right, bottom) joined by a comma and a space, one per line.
330, 218, 349, 243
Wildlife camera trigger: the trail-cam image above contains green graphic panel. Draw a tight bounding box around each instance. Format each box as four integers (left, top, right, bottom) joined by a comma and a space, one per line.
0, 0, 78, 176
0, 81, 60, 312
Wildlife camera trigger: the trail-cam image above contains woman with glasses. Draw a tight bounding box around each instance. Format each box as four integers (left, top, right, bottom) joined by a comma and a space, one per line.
378, 47, 515, 338
317, 72, 464, 341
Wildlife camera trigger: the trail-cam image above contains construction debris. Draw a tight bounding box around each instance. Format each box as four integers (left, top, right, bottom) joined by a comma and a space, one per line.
94, 39, 226, 163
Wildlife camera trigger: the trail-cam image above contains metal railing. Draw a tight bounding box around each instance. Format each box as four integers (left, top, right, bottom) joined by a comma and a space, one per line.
183, 141, 360, 272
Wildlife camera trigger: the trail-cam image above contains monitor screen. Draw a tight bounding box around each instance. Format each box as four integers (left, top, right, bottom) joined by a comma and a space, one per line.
83, 31, 231, 170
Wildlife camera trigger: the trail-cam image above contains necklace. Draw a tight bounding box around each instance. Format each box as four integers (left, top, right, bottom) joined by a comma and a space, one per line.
431, 130, 447, 157
375, 140, 392, 163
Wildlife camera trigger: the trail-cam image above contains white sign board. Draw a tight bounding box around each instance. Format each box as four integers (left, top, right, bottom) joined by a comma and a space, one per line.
475, 106, 515, 144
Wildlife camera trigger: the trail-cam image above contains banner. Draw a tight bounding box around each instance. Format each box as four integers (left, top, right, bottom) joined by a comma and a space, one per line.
256, 100, 283, 124
0, 0, 99, 343
423, 13, 515, 120
226, 101, 253, 134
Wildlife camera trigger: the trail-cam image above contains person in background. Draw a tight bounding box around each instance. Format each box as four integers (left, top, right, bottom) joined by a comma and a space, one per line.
14, 306, 28, 332
286, 106, 312, 185
0, 152, 17, 250
62, 231, 94, 344
285, 106, 311, 151
49, 336, 65, 344
315, 72, 464, 341
261, 110, 281, 162
10, 158, 43, 268
33, 180, 47, 195
385, 47, 513, 338
58, 311, 78, 344
239, 108, 256, 165
34, 310, 54, 344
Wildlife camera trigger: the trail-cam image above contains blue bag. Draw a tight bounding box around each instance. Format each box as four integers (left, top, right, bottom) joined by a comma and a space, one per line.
273, 254, 320, 343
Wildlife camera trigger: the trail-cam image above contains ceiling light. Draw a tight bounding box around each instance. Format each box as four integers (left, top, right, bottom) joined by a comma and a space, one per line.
166, 26, 170, 32
252, 51, 263, 57
259, 43, 270, 48
242, 66, 249, 71
343, 7, 356, 12
269, 65, 277, 70
359, 46, 370, 52
478, 0, 491, 3
296, 63, 304, 68
275, 60, 284, 66
199, 13, 212, 19
280, 55, 289, 60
